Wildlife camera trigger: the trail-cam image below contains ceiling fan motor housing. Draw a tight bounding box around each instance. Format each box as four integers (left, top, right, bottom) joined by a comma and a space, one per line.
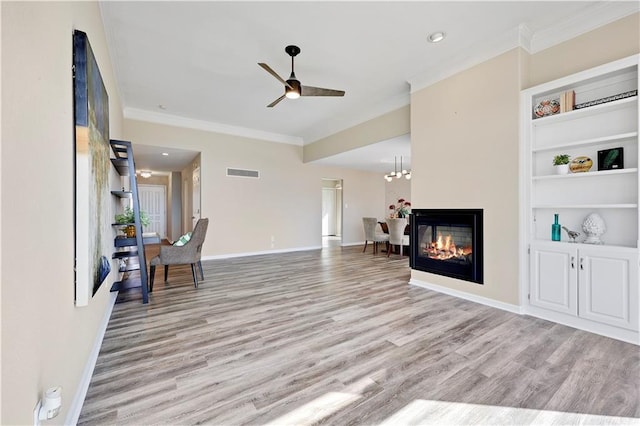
285, 78, 301, 98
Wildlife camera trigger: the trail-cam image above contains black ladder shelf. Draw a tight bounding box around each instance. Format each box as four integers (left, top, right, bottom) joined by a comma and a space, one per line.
110, 139, 149, 304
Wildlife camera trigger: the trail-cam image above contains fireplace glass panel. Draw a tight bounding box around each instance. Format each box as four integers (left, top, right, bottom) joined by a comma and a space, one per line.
410, 209, 483, 284
418, 224, 473, 265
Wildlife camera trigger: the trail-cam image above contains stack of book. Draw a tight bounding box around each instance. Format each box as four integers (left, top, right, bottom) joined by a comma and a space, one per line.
560, 90, 575, 113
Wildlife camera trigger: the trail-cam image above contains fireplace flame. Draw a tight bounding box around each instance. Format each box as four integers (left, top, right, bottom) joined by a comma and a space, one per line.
425, 233, 471, 260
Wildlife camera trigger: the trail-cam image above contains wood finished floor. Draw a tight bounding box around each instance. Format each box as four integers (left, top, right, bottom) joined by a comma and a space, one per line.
79, 246, 640, 425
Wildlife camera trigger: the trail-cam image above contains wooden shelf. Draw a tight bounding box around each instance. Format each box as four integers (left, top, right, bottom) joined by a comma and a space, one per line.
111, 277, 143, 292
531, 96, 637, 127
533, 168, 637, 180
111, 190, 132, 198
532, 203, 637, 209
530, 238, 638, 251
115, 237, 137, 247
532, 132, 638, 153
112, 250, 139, 259
110, 158, 130, 176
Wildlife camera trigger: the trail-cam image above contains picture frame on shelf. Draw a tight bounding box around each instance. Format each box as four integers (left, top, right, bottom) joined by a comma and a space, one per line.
597, 147, 624, 171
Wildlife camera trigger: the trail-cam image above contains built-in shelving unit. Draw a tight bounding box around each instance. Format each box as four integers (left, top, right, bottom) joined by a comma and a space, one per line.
520, 54, 639, 344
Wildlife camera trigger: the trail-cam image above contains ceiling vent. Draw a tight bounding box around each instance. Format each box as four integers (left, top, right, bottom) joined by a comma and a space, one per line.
226, 168, 260, 179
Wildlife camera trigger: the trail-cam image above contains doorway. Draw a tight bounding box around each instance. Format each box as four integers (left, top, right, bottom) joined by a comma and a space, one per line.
138, 184, 167, 238
322, 178, 342, 247
192, 166, 201, 228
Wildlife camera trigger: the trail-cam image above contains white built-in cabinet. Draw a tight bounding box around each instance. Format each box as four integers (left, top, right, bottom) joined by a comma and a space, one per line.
530, 242, 638, 331
521, 55, 639, 344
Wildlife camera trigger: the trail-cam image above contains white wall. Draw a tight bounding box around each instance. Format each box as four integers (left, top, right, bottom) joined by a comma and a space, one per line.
124, 119, 386, 253
410, 48, 523, 305
385, 177, 411, 218
1, 2, 123, 424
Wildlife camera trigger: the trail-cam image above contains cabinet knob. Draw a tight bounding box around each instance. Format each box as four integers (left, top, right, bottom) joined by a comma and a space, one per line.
571, 256, 575, 269
580, 258, 584, 270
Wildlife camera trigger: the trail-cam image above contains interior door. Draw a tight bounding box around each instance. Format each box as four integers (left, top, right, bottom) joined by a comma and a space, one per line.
138, 184, 166, 238
322, 188, 337, 236
192, 167, 201, 228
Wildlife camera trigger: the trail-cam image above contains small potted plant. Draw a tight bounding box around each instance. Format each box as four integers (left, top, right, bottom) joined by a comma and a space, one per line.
553, 154, 571, 175
115, 207, 151, 237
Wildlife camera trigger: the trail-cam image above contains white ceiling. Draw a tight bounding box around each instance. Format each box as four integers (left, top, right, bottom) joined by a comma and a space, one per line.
100, 1, 638, 173
131, 144, 199, 174
312, 134, 411, 174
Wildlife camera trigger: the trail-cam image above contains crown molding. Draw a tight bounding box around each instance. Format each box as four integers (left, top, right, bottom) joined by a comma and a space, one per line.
123, 107, 304, 146
530, 1, 639, 54
518, 23, 533, 53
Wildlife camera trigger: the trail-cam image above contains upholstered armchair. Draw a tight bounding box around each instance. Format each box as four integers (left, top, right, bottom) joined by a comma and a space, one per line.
362, 217, 389, 254
149, 218, 209, 290
386, 217, 409, 257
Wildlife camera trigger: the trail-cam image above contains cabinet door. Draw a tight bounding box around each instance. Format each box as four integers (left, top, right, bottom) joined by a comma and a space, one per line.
530, 243, 578, 315
578, 247, 639, 331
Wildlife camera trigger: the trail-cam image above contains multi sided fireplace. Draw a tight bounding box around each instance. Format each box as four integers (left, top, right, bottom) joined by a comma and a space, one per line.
410, 209, 483, 284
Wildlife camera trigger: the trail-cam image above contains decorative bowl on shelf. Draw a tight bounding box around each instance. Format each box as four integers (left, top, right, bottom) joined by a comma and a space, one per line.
569, 156, 593, 173
533, 99, 560, 118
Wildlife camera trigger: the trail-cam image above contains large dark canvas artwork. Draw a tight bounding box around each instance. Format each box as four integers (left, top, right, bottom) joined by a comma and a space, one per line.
73, 30, 111, 306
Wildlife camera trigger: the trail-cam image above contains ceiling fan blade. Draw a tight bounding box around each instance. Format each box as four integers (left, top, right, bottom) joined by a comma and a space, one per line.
267, 94, 286, 108
258, 63, 292, 89
301, 85, 345, 97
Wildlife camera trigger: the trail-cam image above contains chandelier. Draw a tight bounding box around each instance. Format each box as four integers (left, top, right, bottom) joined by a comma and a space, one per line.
384, 156, 411, 182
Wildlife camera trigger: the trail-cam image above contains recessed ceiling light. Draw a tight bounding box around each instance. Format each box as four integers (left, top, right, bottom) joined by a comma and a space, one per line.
428, 31, 446, 43
158, 104, 167, 110
140, 171, 152, 178
162, 152, 169, 156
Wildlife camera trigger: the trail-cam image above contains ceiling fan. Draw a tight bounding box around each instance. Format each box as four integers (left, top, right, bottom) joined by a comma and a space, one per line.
258, 45, 345, 108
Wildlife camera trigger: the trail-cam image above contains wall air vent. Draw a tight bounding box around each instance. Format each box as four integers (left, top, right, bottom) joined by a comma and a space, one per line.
226, 168, 260, 179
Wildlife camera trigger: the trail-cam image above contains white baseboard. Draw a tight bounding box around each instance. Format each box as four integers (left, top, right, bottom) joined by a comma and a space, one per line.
408, 278, 523, 315
524, 304, 639, 345
341, 241, 364, 247
201, 245, 322, 260
65, 292, 118, 426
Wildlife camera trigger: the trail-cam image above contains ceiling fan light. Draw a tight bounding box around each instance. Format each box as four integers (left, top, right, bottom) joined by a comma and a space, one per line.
285, 89, 300, 99
285, 79, 301, 99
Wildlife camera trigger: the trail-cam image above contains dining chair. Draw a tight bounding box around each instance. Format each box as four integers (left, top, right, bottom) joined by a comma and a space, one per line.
386, 217, 409, 257
149, 218, 209, 290
362, 217, 389, 254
